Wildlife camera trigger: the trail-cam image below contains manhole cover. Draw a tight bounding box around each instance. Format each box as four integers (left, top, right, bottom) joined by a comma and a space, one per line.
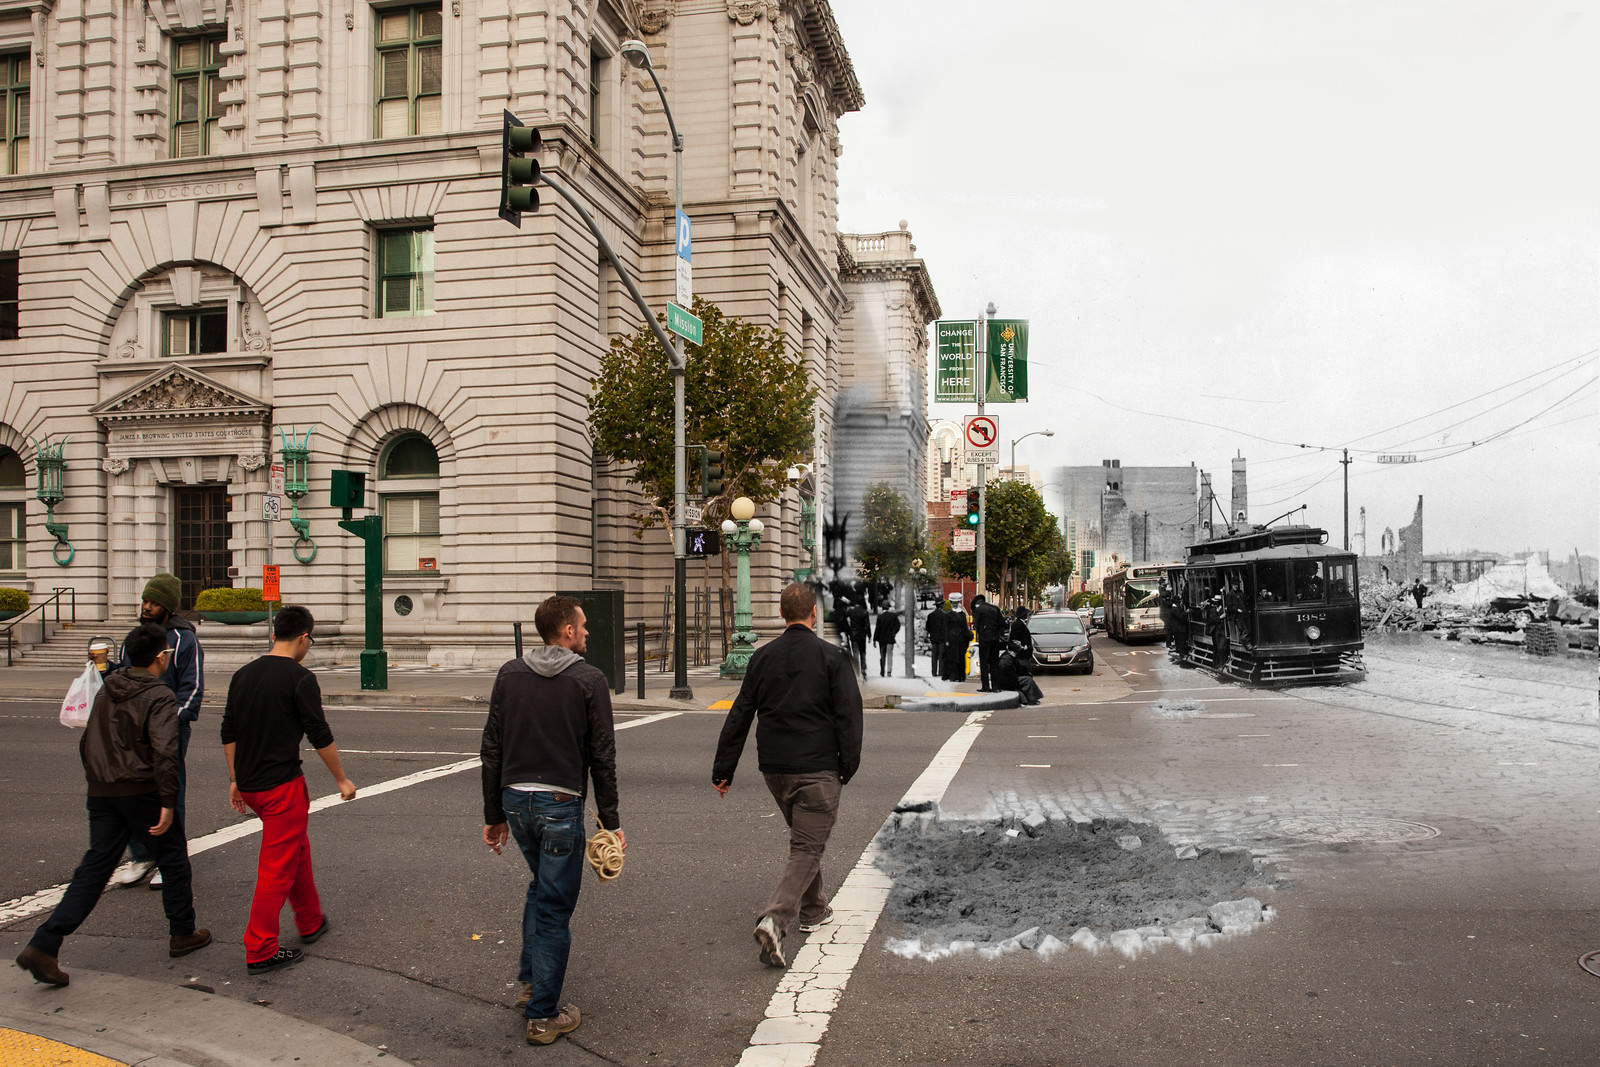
1269, 816, 1440, 844
1580, 950, 1600, 978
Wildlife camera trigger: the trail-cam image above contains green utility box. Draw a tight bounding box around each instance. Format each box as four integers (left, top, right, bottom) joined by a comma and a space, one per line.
329, 469, 366, 510
557, 588, 625, 694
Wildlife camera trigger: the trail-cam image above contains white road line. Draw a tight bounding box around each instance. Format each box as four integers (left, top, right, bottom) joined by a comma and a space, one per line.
0, 712, 681, 927
736, 710, 991, 1067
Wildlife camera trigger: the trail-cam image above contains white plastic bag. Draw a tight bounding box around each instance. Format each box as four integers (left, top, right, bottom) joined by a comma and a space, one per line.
60, 662, 102, 729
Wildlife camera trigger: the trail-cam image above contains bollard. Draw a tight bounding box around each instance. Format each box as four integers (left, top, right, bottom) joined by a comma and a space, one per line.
636, 621, 646, 699
513, 621, 523, 660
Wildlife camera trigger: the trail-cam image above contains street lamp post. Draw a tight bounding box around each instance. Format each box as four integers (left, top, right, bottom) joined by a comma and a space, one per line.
976, 301, 995, 595
1009, 429, 1055, 477
621, 39, 693, 700
907, 557, 931, 679
720, 496, 764, 677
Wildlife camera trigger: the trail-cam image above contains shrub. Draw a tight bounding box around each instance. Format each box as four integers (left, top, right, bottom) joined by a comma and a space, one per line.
0, 587, 28, 612
194, 587, 266, 612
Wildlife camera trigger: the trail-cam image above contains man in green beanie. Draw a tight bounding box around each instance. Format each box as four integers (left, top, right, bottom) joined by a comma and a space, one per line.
114, 572, 205, 889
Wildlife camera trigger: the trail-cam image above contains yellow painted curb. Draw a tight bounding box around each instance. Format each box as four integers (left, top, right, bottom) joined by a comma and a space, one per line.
0, 1027, 128, 1067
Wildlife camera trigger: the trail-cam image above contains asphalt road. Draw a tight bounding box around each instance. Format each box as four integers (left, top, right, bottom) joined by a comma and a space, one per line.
3, 634, 1595, 1065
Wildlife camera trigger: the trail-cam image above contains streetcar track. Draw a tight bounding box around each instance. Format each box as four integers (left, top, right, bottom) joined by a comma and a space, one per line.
1289, 689, 1598, 750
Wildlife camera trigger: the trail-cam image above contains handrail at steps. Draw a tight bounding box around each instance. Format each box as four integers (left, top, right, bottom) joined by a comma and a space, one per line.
2, 587, 77, 667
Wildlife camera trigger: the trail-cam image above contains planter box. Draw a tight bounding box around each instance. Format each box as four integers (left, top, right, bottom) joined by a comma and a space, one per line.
0, 610, 21, 622
200, 611, 269, 625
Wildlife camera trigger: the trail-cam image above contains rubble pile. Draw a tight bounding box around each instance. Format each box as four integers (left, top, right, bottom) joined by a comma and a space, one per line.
1361, 563, 1597, 656
875, 811, 1279, 961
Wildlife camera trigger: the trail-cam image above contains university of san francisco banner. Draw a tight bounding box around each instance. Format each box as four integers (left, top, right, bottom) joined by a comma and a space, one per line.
934, 320, 976, 403
985, 319, 1029, 403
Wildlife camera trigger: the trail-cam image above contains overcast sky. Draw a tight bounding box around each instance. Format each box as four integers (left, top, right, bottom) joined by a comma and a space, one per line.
830, 0, 1597, 561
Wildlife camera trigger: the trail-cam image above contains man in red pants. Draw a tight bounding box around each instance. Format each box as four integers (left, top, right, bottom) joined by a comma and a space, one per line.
220, 605, 356, 975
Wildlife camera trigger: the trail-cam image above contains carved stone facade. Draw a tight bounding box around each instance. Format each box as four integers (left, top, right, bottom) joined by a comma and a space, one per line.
0, 1, 932, 662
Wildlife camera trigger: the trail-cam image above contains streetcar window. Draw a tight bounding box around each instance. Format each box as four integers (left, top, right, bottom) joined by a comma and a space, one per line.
1256, 561, 1290, 603
1326, 560, 1355, 599
1293, 560, 1327, 601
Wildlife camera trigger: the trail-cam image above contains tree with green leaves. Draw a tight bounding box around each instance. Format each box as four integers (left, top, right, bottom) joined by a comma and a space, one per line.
588, 297, 818, 533
980, 480, 1058, 605
852, 482, 926, 585
1020, 522, 1074, 600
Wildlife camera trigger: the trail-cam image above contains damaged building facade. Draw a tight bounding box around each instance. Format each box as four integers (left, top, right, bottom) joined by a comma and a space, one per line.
0, 0, 934, 661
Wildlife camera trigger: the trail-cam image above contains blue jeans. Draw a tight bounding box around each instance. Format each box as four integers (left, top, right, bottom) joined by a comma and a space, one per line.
503, 788, 584, 1020
31, 793, 197, 956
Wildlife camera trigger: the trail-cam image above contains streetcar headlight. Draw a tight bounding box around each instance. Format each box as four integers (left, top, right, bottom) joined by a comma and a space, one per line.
1305, 625, 1322, 641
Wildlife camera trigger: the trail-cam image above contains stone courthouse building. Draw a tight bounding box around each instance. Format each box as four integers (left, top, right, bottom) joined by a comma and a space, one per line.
0, 0, 939, 662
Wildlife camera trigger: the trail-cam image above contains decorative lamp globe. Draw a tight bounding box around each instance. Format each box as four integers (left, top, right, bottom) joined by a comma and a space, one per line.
731, 496, 756, 522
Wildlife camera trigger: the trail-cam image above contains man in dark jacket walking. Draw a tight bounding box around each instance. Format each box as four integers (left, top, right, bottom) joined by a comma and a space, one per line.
925, 603, 947, 677
17, 622, 211, 987
873, 607, 901, 677
970, 594, 1004, 692
845, 600, 870, 677
481, 595, 623, 1046
117, 572, 205, 890
713, 583, 863, 970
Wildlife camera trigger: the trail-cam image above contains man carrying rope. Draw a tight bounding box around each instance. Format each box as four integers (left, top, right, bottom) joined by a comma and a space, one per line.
713, 582, 863, 969
481, 595, 624, 1046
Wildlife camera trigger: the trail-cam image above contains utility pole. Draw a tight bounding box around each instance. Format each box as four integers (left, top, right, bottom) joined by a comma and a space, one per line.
1340, 448, 1352, 550
975, 302, 994, 595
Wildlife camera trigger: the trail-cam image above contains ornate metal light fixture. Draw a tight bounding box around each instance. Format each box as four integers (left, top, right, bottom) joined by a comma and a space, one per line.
278, 425, 317, 562
31, 436, 72, 565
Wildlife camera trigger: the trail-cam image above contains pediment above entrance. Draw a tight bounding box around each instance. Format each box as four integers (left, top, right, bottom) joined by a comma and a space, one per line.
92, 365, 269, 424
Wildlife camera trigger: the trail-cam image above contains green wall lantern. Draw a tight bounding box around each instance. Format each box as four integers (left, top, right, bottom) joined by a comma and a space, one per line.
31, 436, 72, 565
278, 425, 317, 563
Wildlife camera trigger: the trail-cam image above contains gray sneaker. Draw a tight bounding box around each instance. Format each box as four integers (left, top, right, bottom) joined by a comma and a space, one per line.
114, 860, 156, 887
514, 981, 532, 1010
525, 1004, 580, 1045
798, 907, 834, 933
754, 916, 786, 967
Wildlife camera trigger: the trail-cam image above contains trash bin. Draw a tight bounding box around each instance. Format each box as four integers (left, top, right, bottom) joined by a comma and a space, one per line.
557, 589, 625, 694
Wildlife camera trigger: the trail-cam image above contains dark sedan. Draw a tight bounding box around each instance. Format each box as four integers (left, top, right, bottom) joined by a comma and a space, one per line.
1027, 611, 1093, 674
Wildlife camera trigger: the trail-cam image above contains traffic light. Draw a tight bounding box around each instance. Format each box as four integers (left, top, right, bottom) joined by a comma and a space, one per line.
701, 449, 726, 497
499, 110, 540, 226
966, 486, 982, 526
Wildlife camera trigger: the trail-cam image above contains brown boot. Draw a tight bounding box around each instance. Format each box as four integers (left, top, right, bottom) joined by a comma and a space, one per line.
16, 946, 69, 986
169, 929, 212, 958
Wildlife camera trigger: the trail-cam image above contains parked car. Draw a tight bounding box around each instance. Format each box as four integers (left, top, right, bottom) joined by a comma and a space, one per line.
1026, 611, 1094, 674
1091, 606, 1105, 631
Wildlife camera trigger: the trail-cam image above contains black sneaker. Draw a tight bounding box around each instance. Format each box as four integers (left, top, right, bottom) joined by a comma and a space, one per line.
247, 947, 305, 975
299, 916, 332, 945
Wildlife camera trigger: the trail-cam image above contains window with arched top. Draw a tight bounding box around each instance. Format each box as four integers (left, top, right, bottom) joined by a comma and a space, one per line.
0, 446, 24, 575
377, 434, 440, 572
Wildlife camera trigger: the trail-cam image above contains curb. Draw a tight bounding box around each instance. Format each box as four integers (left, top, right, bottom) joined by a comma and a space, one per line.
899, 692, 1020, 712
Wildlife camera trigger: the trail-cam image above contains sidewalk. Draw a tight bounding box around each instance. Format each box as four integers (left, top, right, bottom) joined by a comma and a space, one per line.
1, 961, 405, 1067
1, 650, 1018, 714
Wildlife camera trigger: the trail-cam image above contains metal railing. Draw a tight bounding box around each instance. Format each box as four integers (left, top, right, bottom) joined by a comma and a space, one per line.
2, 587, 77, 667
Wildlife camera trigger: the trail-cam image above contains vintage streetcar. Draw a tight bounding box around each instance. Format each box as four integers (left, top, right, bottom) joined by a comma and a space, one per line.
1163, 524, 1364, 682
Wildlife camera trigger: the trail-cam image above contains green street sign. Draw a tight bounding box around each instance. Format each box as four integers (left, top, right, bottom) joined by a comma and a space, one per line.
667, 302, 702, 345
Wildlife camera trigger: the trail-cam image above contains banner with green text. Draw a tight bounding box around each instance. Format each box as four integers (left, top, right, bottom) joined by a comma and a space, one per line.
934, 320, 976, 403
985, 319, 1028, 403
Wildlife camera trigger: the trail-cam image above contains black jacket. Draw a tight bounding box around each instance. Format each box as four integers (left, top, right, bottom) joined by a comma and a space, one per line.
925, 608, 947, 642
972, 600, 1004, 642
480, 646, 620, 830
946, 609, 972, 646
713, 624, 863, 786
82, 668, 182, 806
874, 611, 901, 645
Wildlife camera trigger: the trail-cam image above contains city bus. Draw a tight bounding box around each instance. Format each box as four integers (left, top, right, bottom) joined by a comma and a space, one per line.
1102, 563, 1181, 642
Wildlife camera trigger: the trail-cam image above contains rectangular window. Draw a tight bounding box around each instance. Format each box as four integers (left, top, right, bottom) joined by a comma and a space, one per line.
382, 493, 440, 571
0, 252, 17, 340
164, 307, 228, 355
1, 52, 29, 175
171, 35, 224, 158
0, 502, 22, 572
376, 228, 434, 316
375, 4, 443, 138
